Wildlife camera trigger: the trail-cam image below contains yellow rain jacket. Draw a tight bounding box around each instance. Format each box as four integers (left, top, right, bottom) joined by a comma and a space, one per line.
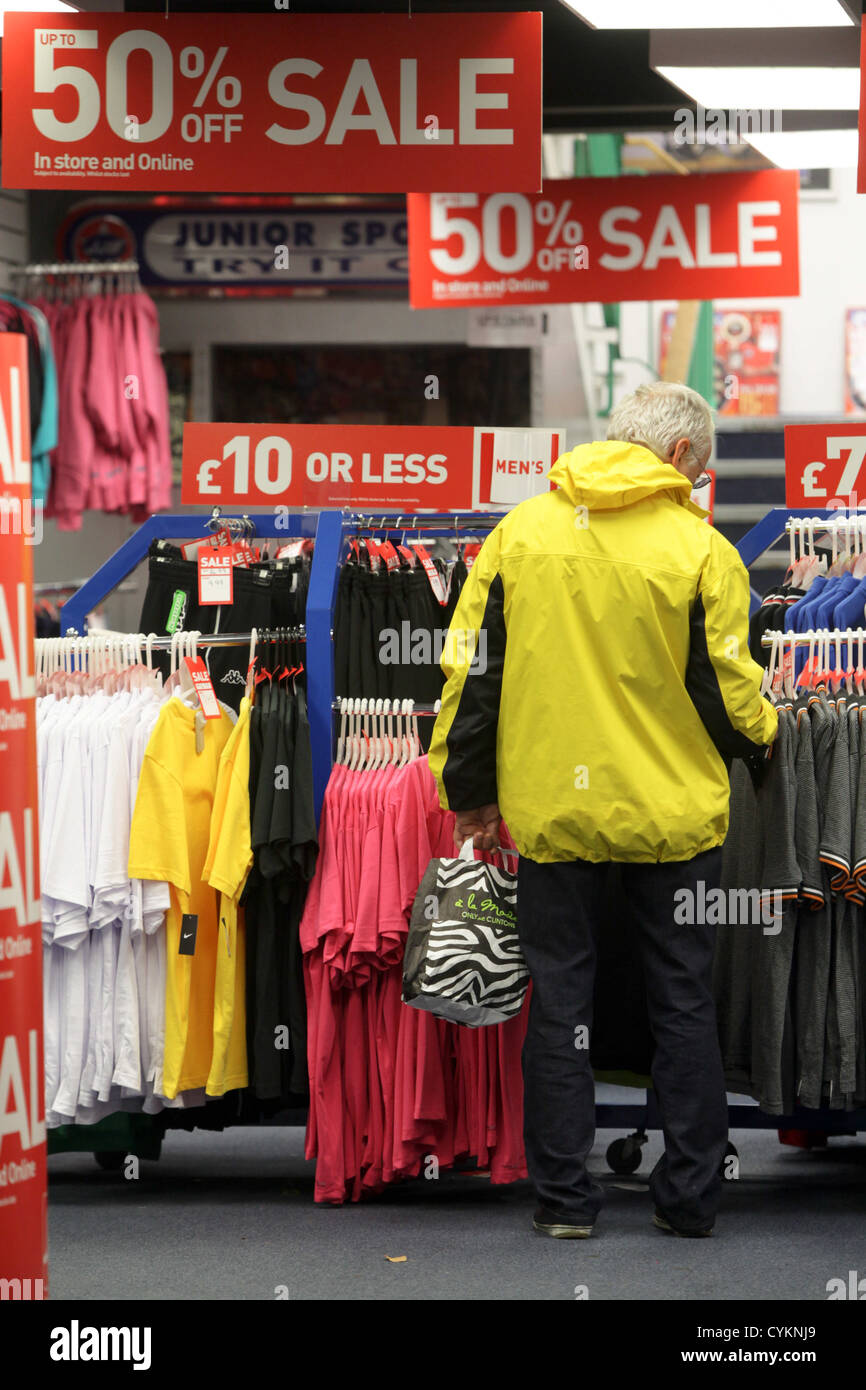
428, 440, 778, 863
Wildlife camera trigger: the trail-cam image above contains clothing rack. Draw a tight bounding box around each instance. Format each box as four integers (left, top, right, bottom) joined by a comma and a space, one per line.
39, 628, 306, 653
59, 508, 505, 821
715, 508, 866, 1143
45, 501, 866, 1168
331, 698, 439, 715
736, 506, 857, 612
16, 260, 140, 276
760, 627, 866, 646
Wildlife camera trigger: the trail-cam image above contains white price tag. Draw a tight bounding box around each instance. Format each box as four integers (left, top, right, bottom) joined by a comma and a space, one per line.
198, 550, 233, 605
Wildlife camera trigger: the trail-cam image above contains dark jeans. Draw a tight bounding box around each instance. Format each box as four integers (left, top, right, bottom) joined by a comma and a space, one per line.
517, 848, 728, 1232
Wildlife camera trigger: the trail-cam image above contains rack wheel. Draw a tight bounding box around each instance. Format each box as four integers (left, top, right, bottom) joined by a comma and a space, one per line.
606, 1133, 647, 1174
93, 1151, 125, 1172
721, 1141, 739, 1180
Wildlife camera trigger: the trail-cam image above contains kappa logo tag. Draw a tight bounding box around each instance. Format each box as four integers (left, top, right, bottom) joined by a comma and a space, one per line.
219, 669, 246, 685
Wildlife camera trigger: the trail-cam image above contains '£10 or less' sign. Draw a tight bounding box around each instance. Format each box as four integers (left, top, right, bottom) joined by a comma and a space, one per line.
785, 424, 866, 510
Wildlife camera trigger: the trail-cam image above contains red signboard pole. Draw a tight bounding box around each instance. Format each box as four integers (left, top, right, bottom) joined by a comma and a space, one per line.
0, 334, 47, 1299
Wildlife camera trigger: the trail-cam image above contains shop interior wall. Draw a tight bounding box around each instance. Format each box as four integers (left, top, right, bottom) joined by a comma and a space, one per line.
37, 162, 866, 617
634, 167, 865, 424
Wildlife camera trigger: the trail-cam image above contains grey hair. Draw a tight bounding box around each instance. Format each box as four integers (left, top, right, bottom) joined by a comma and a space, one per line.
606, 382, 714, 466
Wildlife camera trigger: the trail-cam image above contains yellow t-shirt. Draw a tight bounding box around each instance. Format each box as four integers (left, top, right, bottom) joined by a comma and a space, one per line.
203, 696, 253, 1096
128, 697, 233, 1099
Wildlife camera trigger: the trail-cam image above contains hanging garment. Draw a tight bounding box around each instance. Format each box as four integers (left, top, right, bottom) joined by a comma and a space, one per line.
715, 684, 866, 1114
128, 698, 236, 1099
0, 292, 58, 503
430, 440, 778, 865
36, 633, 316, 1140
749, 583, 807, 665
301, 750, 528, 1205
333, 541, 468, 708
138, 539, 311, 712
201, 695, 254, 1096
35, 284, 172, 530
38, 682, 172, 1126
243, 674, 318, 1101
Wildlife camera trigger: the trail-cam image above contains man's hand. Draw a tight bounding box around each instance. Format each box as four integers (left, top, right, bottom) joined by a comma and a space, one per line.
454, 803, 501, 852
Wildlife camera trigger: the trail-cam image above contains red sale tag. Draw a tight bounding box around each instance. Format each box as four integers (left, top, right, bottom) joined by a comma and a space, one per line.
378, 540, 400, 571
411, 543, 448, 605
183, 656, 221, 719
198, 549, 234, 605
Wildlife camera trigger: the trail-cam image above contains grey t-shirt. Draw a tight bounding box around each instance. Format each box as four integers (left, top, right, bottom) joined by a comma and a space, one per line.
853, 699, 866, 892
751, 703, 799, 1114
794, 694, 835, 1109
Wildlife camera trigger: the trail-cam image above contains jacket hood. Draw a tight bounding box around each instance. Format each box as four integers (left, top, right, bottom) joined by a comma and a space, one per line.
548, 440, 708, 517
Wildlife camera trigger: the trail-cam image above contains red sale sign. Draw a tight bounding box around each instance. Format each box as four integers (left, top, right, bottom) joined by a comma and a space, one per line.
0, 336, 47, 1299
408, 171, 800, 307
785, 423, 866, 508
1, 12, 542, 193
182, 423, 564, 512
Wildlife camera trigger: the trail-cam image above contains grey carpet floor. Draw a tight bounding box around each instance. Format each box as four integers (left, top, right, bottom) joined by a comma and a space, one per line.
45, 1094, 866, 1302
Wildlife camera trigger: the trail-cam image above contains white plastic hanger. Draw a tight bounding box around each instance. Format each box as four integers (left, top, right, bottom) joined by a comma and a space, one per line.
336, 697, 348, 765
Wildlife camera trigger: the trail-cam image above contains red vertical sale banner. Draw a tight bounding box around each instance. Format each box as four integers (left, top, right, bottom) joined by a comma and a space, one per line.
0, 335, 47, 1298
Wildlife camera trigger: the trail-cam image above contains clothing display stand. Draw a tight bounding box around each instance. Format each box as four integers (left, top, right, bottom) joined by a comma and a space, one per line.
55, 503, 866, 1181
61, 507, 505, 821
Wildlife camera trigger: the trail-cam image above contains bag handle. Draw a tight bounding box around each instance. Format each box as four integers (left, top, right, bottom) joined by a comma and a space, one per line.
457, 838, 519, 862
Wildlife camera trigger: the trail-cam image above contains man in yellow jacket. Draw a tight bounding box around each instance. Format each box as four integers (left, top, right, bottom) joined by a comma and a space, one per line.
429, 381, 778, 1240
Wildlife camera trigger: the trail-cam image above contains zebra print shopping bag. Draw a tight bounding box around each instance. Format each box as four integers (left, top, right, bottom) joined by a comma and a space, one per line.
402, 840, 528, 1026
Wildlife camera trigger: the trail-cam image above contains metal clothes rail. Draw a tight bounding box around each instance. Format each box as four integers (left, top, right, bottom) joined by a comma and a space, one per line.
735, 506, 858, 610
17, 260, 140, 276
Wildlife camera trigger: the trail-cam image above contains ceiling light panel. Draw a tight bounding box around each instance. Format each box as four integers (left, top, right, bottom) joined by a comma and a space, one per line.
563, 0, 855, 27
657, 66, 860, 111
745, 128, 858, 167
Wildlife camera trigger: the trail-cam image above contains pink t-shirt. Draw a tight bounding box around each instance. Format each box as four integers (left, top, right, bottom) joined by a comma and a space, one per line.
302, 754, 529, 1203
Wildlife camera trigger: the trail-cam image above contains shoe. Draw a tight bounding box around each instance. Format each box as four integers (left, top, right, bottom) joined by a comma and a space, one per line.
533, 1205, 593, 1239
653, 1209, 713, 1238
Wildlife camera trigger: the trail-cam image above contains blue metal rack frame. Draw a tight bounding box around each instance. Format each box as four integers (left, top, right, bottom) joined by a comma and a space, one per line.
735, 506, 856, 613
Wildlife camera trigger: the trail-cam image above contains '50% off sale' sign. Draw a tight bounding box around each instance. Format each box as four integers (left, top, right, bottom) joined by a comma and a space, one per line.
408, 171, 800, 306
1, 11, 542, 192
